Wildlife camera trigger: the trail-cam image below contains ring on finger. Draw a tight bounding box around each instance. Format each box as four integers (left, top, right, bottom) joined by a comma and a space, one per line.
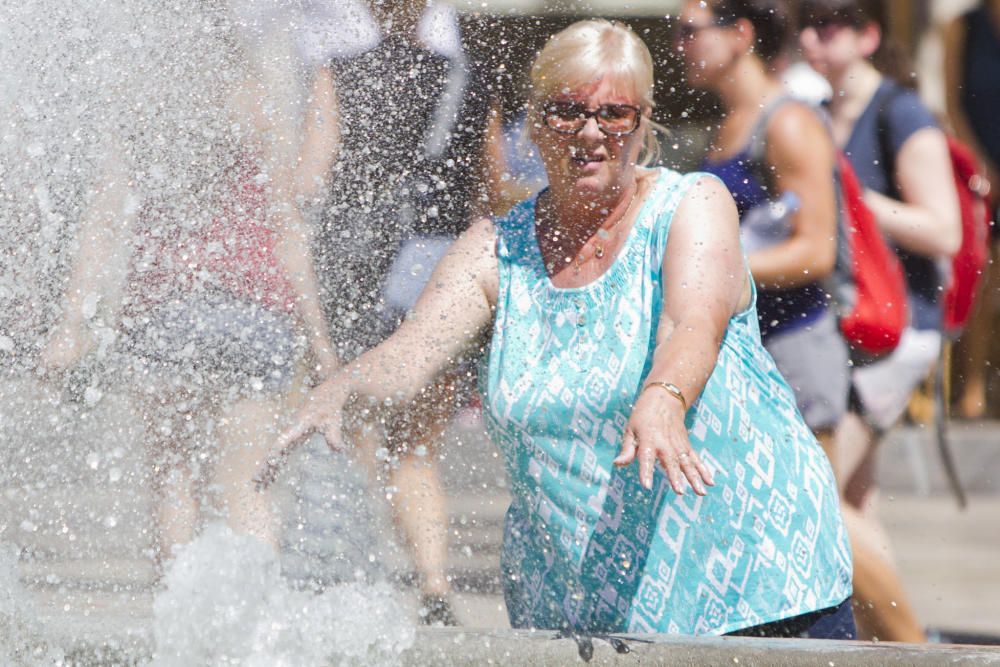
678, 452, 690, 461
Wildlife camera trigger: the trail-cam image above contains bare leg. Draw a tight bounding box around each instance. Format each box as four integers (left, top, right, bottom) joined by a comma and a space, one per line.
385, 379, 457, 625
211, 395, 288, 550
150, 453, 198, 577
815, 428, 837, 474
142, 391, 202, 577
387, 427, 451, 597
344, 371, 458, 623
834, 413, 926, 642
347, 391, 452, 593
955, 243, 999, 419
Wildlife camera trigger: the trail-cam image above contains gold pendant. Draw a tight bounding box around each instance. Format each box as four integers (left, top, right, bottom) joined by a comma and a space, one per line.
594, 244, 605, 260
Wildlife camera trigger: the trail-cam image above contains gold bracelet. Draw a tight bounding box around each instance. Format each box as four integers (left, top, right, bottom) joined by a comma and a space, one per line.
643, 381, 688, 411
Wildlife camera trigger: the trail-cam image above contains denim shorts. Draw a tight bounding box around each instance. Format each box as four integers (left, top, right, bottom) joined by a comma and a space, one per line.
728, 598, 857, 639
123, 293, 305, 400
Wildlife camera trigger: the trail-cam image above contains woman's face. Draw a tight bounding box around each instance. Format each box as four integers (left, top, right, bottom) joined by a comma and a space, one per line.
530, 75, 646, 200
676, 0, 741, 89
799, 20, 875, 81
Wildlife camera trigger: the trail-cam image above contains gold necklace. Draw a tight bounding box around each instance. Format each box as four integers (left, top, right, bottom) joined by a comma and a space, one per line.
573, 183, 639, 275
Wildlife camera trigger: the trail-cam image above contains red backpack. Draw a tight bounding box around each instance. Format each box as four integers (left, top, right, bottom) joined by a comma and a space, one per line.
747, 97, 908, 358
940, 138, 993, 337
877, 88, 994, 339
831, 153, 909, 356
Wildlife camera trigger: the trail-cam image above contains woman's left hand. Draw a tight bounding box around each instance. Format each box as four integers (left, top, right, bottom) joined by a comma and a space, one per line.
613, 390, 714, 495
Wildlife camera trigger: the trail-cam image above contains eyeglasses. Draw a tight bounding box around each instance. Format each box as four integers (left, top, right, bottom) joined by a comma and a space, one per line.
800, 18, 854, 42
541, 101, 642, 136
674, 16, 738, 41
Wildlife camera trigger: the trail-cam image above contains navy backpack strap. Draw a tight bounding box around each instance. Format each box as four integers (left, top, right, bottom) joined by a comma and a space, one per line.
874, 82, 907, 197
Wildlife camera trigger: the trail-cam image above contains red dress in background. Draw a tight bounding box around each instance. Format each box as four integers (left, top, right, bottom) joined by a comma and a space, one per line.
129, 154, 297, 314
122, 154, 302, 397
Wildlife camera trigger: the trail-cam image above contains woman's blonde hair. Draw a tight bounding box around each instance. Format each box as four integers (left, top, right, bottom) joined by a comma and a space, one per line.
529, 19, 664, 166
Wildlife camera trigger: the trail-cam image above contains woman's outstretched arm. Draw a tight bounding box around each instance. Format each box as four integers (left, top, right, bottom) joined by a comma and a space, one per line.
616, 175, 748, 494
257, 216, 498, 485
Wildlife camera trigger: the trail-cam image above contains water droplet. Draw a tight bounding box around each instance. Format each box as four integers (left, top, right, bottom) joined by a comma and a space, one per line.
83, 386, 103, 406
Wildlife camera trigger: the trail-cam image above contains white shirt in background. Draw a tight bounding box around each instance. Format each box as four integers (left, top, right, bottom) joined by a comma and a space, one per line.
297, 0, 462, 65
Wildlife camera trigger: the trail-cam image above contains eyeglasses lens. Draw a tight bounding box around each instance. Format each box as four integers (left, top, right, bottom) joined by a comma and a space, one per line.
544, 103, 639, 135
802, 18, 848, 42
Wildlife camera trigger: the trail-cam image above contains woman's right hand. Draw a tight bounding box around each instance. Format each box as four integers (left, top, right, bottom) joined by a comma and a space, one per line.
254, 375, 351, 489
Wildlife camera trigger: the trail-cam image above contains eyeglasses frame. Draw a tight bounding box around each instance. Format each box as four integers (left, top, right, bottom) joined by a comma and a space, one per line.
673, 14, 740, 42
540, 102, 644, 137
799, 17, 856, 43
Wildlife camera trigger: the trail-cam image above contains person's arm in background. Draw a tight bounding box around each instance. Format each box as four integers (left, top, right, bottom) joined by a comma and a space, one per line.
615, 175, 745, 494
41, 147, 135, 370
862, 86, 962, 259
244, 65, 339, 377
481, 100, 540, 217
863, 127, 962, 257
482, 101, 512, 216
295, 67, 340, 207
942, 13, 999, 194
747, 104, 838, 288
257, 216, 498, 485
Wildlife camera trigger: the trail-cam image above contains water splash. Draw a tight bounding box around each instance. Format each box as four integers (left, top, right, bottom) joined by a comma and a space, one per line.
151, 523, 415, 667
0, 544, 65, 665
3, 0, 457, 660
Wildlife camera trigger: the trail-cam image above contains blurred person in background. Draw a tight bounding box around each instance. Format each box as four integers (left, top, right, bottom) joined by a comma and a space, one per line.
943, 0, 1000, 420
294, 0, 493, 625
676, 0, 845, 462
484, 100, 549, 216
41, 4, 336, 574
799, 0, 962, 641
262, 19, 856, 639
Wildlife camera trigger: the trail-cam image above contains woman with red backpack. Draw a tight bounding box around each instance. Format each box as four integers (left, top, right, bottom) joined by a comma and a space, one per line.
676, 0, 846, 458
799, 0, 962, 642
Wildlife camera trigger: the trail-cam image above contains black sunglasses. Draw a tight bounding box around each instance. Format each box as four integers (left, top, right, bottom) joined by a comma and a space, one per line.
799, 16, 857, 41
673, 15, 739, 41
541, 101, 642, 137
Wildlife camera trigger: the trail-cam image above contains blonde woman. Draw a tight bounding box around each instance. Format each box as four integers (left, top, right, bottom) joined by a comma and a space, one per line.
262, 20, 853, 637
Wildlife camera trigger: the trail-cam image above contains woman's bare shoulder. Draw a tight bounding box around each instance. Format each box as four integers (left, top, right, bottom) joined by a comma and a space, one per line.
675, 172, 736, 217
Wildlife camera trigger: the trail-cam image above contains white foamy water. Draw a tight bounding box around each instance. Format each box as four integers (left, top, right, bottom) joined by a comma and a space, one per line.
151, 523, 415, 667
0, 545, 64, 665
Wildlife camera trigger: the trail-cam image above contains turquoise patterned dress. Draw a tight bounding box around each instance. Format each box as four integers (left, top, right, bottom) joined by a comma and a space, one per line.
480, 168, 852, 635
